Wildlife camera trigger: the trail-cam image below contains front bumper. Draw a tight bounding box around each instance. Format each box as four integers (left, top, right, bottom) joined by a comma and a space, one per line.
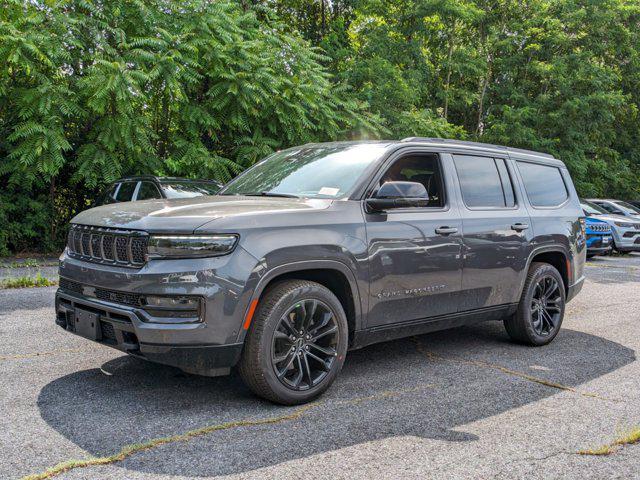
611, 228, 640, 251
586, 234, 613, 254
55, 289, 243, 376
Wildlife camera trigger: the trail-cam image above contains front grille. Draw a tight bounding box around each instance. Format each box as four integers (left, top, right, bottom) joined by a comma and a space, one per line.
589, 223, 611, 233
59, 278, 143, 309
67, 225, 148, 267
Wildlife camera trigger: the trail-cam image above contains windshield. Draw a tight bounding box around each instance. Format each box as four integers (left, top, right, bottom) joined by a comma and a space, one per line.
613, 200, 640, 214
220, 144, 388, 199
162, 182, 220, 198
580, 200, 608, 215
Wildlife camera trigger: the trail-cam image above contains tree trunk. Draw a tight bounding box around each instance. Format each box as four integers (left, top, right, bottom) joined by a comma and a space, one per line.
443, 24, 456, 120
476, 54, 492, 135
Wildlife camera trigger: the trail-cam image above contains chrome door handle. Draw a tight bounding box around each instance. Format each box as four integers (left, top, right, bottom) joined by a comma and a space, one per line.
511, 223, 529, 231
435, 226, 458, 235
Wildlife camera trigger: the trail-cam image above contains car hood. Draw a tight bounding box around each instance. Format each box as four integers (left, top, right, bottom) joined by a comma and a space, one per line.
71, 196, 333, 233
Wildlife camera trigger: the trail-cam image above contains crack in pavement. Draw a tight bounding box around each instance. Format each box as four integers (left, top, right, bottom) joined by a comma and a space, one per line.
20, 383, 435, 480
0, 348, 89, 362
412, 338, 621, 403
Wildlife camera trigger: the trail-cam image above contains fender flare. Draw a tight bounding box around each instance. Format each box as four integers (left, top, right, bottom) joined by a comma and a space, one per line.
517, 245, 571, 298
237, 259, 364, 342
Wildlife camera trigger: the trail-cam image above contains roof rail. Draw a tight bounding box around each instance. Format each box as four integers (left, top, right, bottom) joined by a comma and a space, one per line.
400, 137, 554, 159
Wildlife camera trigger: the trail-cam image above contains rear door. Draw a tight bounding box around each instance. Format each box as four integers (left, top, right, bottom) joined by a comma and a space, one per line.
364, 149, 464, 328
452, 153, 533, 311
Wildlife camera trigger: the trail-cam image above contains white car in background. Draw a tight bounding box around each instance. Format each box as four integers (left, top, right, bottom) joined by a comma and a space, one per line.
581, 199, 640, 252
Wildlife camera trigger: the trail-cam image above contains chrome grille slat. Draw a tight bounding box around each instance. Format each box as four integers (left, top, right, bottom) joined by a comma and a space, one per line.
66, 225, 148, 268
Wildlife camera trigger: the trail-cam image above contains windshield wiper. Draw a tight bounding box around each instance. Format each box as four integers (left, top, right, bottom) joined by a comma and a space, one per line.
244, 191, 300, 198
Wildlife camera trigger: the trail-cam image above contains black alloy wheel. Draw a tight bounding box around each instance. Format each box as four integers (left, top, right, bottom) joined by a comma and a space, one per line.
530, 275, 562, 336
271, 299, 339, 390
239, 280, 348, 405
504, 262, 566, 346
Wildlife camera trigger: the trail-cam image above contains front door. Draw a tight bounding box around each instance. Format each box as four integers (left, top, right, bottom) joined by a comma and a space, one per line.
451, 154, 533, 310
364, 151, 464, 328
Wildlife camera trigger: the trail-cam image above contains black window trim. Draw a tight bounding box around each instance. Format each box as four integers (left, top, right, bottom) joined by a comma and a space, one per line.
452, 153, 519, 211
361, 147, 450, 213
516, 159, 570, 210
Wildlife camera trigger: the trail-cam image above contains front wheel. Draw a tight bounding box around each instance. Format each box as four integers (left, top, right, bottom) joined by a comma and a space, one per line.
504, 262, 566, 346
239, 280, 348, 405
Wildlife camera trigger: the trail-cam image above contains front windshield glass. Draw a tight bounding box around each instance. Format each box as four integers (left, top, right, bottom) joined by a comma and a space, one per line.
581, 200, 608, 215
220, 144, 388, 199
162, 182, 220, 198
613, 200, 640, 214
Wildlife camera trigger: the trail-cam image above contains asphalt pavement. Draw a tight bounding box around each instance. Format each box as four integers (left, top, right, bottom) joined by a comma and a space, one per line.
1, 254, 639, 479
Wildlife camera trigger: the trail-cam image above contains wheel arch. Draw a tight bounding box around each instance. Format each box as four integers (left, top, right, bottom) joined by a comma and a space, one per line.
239, 260, 363, 346
520, 246, 570, 298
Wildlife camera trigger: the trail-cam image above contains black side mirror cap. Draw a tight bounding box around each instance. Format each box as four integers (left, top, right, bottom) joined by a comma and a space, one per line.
365, 197, 429, 212
365, 181, 429, 212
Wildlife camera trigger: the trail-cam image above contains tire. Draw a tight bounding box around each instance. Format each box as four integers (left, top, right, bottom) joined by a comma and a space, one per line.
586, 253, 595, 259
504, 262, 566, 346
239, 280, 348, 405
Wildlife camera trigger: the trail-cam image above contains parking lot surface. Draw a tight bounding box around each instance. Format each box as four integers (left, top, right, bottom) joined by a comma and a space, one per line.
2, 254, 639, 480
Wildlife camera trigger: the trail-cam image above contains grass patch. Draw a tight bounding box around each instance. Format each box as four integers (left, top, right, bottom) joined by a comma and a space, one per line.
21, 403, 320, 480
578, 426, 640, 456
0, 258, 57, 268
1, 273, 57, 289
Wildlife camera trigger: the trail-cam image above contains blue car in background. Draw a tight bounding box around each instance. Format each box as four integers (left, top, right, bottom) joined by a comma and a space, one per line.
584, 216, 613, 258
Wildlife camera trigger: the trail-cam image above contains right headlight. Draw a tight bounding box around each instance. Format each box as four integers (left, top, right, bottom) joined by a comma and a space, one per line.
147, 234, 239, 259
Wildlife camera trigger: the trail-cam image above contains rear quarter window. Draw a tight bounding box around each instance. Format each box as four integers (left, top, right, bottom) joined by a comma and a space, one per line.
517, 161, 568, 207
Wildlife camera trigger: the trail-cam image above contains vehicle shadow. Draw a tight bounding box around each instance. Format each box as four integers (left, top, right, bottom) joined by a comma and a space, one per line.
37, 322, 634, 477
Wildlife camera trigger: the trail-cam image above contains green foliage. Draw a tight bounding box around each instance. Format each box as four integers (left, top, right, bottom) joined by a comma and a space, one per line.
0, 0, 377, 254
2, 0, 640, 255
1, 273, 56, 289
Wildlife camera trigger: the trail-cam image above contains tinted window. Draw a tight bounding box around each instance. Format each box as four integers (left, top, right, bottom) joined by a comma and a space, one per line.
596, 202, 623, 214
115, 182, 137, 202
517, 162, 567, 207
453, 155, 509, 208
100, 183, 119, 205
379, 154, 445, 207
137, 182, 162, 200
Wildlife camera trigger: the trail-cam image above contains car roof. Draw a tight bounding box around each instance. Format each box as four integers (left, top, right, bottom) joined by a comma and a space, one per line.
114, 175, 219, 183
301, 138, 561, 166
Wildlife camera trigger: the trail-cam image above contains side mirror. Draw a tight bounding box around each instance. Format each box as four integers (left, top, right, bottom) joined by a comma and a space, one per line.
365, 181, 429, 212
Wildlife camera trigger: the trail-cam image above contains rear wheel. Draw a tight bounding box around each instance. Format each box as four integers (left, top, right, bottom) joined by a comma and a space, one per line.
239, 280, 348, 405
504, 262, 565, 346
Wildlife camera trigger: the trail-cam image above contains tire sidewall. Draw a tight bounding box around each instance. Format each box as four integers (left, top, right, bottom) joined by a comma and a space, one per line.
519, 264, 566, 345
255, 284, 348, 404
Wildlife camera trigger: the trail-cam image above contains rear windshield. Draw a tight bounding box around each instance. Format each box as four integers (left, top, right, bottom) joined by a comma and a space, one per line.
517, 162, 568, 207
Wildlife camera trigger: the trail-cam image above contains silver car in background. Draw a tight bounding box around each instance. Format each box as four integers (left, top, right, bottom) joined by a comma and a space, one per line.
587, 198, 640, 219
581, 200, 640, 252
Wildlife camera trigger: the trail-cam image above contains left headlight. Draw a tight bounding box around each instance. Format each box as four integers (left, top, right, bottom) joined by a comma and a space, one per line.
147, 234, 238, 259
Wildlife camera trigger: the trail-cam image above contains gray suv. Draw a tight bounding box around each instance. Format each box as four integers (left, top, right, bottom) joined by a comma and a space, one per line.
56, 138, 586, 404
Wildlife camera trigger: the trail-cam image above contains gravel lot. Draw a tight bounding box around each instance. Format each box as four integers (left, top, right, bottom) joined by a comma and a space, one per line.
2, 254, 639, 480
